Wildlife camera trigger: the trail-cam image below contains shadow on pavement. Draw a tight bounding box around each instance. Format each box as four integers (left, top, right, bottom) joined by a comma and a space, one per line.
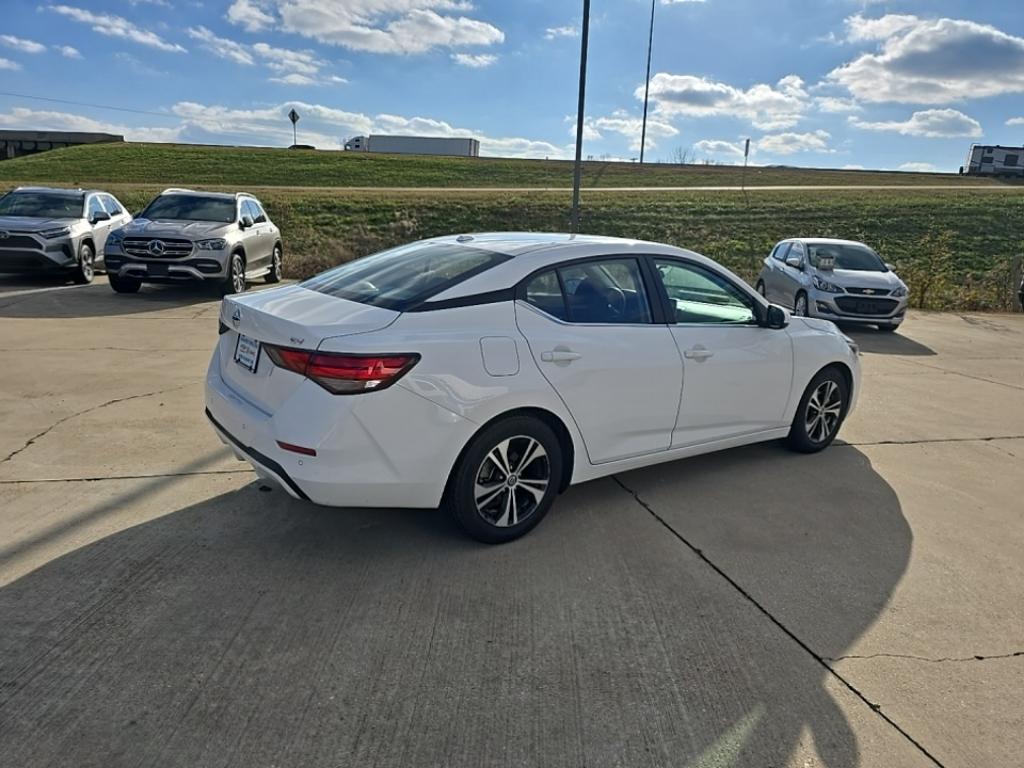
842, 325, 936, 356
0, 444, 909, 767
0, 279, 216, 318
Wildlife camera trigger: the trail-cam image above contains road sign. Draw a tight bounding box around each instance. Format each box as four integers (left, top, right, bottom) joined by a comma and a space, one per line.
288, 109, 300, 125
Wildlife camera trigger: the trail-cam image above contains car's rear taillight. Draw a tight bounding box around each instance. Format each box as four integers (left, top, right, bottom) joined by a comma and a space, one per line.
264, 345, 419, 394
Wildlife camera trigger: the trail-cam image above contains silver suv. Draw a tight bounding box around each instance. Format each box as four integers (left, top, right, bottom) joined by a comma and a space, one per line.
0, 186, 132, 283
756, 238, 909, 332
103, 188, 283, 295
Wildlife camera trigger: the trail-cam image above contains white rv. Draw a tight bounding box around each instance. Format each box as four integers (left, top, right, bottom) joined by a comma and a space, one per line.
961, 144, 1024, 177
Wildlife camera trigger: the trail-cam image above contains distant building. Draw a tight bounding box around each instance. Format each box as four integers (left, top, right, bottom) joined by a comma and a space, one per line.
961, 144, 1024, 177
0, 130, 123, 161
344, 135, 480, 157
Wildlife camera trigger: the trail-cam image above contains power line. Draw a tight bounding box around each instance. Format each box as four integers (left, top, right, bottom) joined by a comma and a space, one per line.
0, 91, 176, 120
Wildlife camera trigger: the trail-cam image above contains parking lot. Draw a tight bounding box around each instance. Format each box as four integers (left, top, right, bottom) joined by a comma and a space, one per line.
1, 276, 1021, 767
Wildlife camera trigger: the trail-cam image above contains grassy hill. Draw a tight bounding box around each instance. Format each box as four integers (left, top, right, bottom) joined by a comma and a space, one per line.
0, 141, 1008, 189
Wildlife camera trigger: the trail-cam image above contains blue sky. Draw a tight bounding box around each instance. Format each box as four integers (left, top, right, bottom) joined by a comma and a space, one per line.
1, 0, 1023, 170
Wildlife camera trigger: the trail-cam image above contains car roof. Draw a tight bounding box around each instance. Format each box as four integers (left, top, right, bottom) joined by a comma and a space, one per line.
159, 188, 258, 201
792, 238, 869, 247
424, 232, 684, 257
12, 186, 90, 197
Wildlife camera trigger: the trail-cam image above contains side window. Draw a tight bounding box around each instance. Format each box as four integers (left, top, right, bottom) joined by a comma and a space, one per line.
771, 242, 791, 261
86, 196, 105, 220
101, 195, 122, 215
241, 200, 257, 222
787, 242, 805, 264
524, 270, 567, 320
559, 258, 652, 324
249, 200, 268, 223
654, 259, 756, 325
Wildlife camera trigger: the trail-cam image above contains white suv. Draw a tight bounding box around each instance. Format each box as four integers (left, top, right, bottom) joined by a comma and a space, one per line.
103, 188, 283, 295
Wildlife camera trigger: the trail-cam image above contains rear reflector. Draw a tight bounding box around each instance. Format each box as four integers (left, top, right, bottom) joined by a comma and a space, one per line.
264, 345, 419, 394
277, 441, 317, 457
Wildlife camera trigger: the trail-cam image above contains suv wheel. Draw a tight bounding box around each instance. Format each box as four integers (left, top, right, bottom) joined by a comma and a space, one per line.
109, 273, 141, 294
449, 416, 562, 544
220, 252, 246, 296
266, 245, 283, 283
73, 242, 95, 284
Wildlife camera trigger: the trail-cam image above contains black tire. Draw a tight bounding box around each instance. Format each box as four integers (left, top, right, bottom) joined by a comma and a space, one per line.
266, 244, 283, 283
220, 252, 246, 296
755, 280, 766, 297
108, 272, 141, 293
73, 242, 95, 284
877, 324, 900, 333
793, 291, 809, 317
786, 367, 849, 453
449, 416, 563, 544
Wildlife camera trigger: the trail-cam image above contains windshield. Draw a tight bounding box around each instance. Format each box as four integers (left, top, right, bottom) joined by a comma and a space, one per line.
140, 194, 236, 223
0, 192, 83, 219
807, 243, 887, 272
302, 241, 510, 311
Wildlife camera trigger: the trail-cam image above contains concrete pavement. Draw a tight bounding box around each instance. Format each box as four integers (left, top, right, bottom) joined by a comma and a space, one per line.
0, 276, 1021, 767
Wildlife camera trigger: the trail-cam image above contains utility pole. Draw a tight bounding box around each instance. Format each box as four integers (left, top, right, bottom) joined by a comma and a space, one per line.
639, 0, 655, 165
570, 0, 591, 234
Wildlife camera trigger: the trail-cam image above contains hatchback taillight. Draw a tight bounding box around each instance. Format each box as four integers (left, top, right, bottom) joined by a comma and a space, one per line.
264, 345, 419, 394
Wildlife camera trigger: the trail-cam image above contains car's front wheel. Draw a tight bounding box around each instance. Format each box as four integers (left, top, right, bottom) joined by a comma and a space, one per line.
266, 244, 283, 283
219, 252, 246, 296
108, 272, 141, 293
877, 324, 900, 333
73, 242, 95, 284
786, 367, 849, 453
793, 291, 809, 317
755, 280, 766, 297
449, 416, 562, 544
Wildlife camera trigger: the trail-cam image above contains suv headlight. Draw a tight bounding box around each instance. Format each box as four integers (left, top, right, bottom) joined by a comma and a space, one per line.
813, 275, 844, 293
196, 238, 227, 250
891, 285, 908, 298
40, 226, 71, 239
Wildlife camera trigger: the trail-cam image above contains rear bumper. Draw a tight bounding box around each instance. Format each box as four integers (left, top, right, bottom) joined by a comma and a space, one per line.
204, 352, 477, 508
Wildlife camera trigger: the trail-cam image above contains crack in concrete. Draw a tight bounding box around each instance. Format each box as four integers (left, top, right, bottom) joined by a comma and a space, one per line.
0, 383, 194, 466
613, 476, 946, 768
0, 468, 253, 485
827, 651, 1024, 664
841, 435, 1024, 447
903, 358, 1024, 392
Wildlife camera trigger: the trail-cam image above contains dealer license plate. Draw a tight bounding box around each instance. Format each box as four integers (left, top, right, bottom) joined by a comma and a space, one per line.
234, 333, 261, 373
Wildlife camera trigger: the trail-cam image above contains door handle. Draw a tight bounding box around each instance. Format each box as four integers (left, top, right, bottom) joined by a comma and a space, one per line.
541, 349, 582, 363
683, 346, 714, 361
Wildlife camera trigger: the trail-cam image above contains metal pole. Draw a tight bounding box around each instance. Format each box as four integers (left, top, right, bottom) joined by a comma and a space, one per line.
570, 0, 591, 234
293, 123, 297, 146
639, 0, 655, 165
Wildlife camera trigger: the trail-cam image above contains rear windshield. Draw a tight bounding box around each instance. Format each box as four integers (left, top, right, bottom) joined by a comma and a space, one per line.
0, 192, 83, 218
807, 243, 887, 272
302, 241, 510, 311
140, 194, 236, 223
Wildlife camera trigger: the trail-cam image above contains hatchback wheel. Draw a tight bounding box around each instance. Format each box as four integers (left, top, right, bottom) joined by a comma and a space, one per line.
450, 416, 562, 544
793, 291, 809, 317
787, 367, 848, 453
74, 242, 95, 284
755, 280, 766, 297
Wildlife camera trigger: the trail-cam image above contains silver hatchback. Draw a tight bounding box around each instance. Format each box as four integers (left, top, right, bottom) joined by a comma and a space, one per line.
756, 238, 909, 332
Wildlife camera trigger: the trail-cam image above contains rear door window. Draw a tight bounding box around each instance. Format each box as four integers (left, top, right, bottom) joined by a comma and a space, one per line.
522, 258, 653, 324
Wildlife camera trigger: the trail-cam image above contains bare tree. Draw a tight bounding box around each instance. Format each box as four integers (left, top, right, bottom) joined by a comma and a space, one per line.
668, 145, 692, 165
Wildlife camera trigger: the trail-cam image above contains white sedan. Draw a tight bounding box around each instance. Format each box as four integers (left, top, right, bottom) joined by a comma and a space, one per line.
206, 233, 860, 543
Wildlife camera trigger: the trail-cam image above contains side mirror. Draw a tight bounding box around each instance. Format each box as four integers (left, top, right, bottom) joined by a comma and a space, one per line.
785, 255, 803, 269
885, 262, 896, 272
764, 304, 789, 329
90, 210, 111, 224
240, 215, 254, 229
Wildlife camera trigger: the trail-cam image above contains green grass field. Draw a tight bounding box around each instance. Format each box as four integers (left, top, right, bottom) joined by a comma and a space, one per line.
0, 141, 1013, 189
1, 142, 1021, 310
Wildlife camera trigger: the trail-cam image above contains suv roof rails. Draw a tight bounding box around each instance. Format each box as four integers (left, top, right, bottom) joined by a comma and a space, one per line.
235, 191, 257, 199
160, 187, 196, 195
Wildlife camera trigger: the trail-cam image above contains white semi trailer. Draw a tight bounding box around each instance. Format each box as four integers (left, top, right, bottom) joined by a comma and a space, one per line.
344, 135, 480, 157
961, 144, 1024, 177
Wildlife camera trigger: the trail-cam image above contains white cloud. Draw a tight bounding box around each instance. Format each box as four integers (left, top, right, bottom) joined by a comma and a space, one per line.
640, 73, 809, 130
694, 139, 745, 157
253, 42, 323, 75
842, 164, 865, 170
898, 162, 937, 172
758, 130, 832, 155
1007, 117, 1024, 126
0, 35, 47, 54
48, 5, 187, 53
451, 53, 496, 68
0, 58, 20, 70
58, 45, 82, 59
234, 1, 504, 55
577, 111, 679, 151
187, 26, 255, 65
0, 107, 182, 143
849, 108, 982, 138
545, 26, 578, 40
830, 14, 1024, 103
816, 96, 861, 113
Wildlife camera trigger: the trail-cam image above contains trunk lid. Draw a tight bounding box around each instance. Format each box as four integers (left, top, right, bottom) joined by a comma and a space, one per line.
217, 285, 399, 413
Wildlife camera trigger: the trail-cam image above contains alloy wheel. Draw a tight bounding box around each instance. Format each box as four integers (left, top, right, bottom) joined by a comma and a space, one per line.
794, 294, 808, 316
473, 435, 551, 528
804, 379, 842, 443
80, 249, 94, 281
232, 256, 245, 293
